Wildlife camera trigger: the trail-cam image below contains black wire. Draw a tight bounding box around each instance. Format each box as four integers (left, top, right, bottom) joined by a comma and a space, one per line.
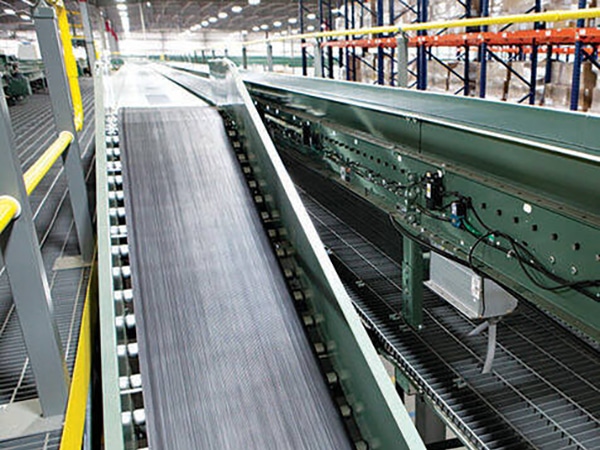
415, 204, 452, 223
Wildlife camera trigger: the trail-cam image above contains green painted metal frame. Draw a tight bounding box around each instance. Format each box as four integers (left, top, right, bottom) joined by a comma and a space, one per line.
95, 65, 127, 450
243, 72, 600, 344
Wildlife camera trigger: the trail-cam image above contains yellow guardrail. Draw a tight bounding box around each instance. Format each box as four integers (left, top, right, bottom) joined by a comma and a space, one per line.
245, 7, 600, 45
60, 261, 96, 450
0, 196, 21, 235
46, 0, 84, 131
23, 131, 74, 195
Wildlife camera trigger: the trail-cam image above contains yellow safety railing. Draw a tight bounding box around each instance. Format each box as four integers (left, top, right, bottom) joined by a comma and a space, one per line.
23, 131, 74, 195
60, 261, 96, 450
0, 196, 21, 235
47, 0, 84, 132
245, 7, 600, 45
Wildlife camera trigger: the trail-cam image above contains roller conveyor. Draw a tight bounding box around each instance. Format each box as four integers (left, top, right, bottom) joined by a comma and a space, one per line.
119, 103, 352, 448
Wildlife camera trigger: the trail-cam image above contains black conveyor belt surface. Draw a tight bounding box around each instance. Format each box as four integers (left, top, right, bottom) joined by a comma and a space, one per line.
120, 105, 351, 449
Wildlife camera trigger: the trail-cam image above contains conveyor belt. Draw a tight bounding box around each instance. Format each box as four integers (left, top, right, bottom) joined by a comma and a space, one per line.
120, 105, 352, 449
282, 149, 600, 450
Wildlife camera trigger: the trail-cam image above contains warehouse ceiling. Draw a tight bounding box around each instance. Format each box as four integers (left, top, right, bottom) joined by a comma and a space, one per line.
0, 0, 323, 35
102, 0, 322, 34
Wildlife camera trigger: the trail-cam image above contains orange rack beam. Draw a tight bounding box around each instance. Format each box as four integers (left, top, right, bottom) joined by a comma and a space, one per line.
322, 27, 600, 48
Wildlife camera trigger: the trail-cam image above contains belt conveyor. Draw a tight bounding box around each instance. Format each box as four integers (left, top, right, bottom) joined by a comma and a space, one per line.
119, 104, 352, 449
281, 148, 600, 450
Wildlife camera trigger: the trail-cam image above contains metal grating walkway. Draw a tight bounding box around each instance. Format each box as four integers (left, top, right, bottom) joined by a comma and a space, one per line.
0, 80, 96, 449
284, 150, 600, 450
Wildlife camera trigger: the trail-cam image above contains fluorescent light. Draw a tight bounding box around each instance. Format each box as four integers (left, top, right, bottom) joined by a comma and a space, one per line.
260, 24, 268, 30
201, 20, 209, 26
273, 21, 282, 27
307, 13, 316, 20
218, 12, 228, 19
3, 8, 16, 15
248, 0, 260, 5
252, 26, 260, 32
231, 5, 243, 13
20, 13, 30, 20
209, 16, 218, 23
117, 4, 127, 11
288, 17, 297, 24
307, 25, 315, 31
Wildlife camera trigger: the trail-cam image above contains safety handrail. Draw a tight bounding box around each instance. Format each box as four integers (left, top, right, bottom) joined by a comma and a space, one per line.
44, 0, 84, 131
23, 131, 74, 195
0, 196, 21, 235
244, 7, 600, 46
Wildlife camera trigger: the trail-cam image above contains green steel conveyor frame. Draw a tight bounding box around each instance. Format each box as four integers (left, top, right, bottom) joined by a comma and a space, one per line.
241, 71, 600, 343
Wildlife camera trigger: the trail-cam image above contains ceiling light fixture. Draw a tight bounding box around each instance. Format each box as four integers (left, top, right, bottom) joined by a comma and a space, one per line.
273, 20, 282, 27
231, 5, 242, 13
117, 4, 127, 11
248, 0, 260, 5
3, 8, 16, 15
201, 20, 209, 26
208, 16, 218, 23
306, 25, 315, 31
288, 17, 297, 24
307, 13, 316, 20
218, 12, 228, 19
252, 25, 260, 32
20, 13, 30, 20
260, 24, 268, 30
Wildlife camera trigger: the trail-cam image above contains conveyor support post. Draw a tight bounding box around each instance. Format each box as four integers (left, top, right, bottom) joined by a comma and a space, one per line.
402, 236, 424, 328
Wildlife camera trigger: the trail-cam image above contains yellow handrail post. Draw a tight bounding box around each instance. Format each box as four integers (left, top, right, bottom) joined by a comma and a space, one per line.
54, 0, 84, 132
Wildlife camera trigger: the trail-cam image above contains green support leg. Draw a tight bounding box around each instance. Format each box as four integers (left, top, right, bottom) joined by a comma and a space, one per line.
402, 236, 423, 329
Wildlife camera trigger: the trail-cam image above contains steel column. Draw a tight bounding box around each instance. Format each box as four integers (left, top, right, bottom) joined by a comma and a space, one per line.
479, 0, 489, 98
570, 0, 587, 111
318, 0, 325, 78
34, 5, 94, 263
0, 83, 69, 418
402, 236, 423, 329
78, 0, 96, 74
396, 33, 409, 87
327, 0, 334, 79
314, 42, 324, 77
351, 0, 357, 81
415, 395, 446, 444
377, 0, 385, 85
345, 0, 350, 81
242, 46, 248, 69
529, 0, 542, 105
463, 0, 472, 96
299, 0, 308, 76
417, 0, 428, 90
266, 43, 274, 72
